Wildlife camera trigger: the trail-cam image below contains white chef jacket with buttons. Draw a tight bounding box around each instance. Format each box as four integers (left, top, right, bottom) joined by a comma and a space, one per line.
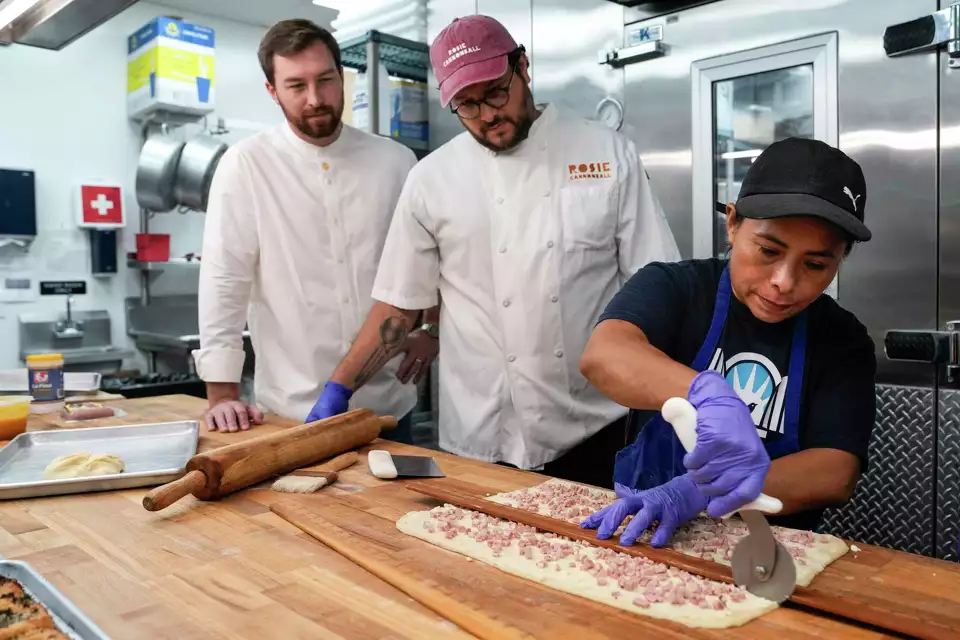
372, 104, 681, 469
194, 122, 419, 422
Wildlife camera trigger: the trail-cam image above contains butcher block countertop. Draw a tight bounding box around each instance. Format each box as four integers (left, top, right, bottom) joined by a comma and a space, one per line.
0, 394, 951, 639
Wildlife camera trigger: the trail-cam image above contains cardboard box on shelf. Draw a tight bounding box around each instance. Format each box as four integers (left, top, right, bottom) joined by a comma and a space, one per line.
389, 78, 428, 144
352, 66, 428, 144
127, 17, 215, 120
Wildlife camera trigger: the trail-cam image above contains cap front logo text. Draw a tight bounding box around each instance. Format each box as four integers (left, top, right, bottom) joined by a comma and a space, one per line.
443, 42, 482, 67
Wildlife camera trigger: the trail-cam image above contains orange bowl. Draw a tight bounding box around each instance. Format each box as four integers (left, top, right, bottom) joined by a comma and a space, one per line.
0, 396, 31, 440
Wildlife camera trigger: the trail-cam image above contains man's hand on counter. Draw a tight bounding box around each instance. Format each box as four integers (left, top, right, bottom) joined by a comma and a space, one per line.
396, 329, 439, 385
204, 382, 264, 432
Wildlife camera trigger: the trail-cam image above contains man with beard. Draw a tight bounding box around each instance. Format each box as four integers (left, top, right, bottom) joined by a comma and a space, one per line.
194, 19, 438, 441
305, 16, 680, 488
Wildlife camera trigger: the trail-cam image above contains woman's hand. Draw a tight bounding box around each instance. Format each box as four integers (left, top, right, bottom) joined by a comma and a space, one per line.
685, 370, 770, 517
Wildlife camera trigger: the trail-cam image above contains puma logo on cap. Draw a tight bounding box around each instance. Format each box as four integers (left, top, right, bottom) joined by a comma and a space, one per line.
843, 186, 862, 212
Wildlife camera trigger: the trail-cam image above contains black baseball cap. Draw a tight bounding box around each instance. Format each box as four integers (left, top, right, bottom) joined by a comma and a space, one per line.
727, 137, 872, 242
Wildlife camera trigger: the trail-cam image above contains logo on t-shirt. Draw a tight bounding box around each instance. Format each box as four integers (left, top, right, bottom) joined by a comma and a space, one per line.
709, 349, 789, 439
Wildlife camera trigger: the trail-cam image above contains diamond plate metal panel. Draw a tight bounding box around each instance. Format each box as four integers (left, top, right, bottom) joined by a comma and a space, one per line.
938, 389, 960, 561
821, 385, 935, 556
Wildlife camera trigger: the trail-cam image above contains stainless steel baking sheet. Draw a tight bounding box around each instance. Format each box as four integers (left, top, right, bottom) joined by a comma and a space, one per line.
0, 370, 102, 394
0, 559, 110, 639
0, 421, 198, 500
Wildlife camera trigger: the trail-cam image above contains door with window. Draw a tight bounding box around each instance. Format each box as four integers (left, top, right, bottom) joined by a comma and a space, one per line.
691, 34, 837, 296
620, 0, 941, 558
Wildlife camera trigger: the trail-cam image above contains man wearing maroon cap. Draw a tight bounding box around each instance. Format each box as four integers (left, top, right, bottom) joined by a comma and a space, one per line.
307, 15, 679, 488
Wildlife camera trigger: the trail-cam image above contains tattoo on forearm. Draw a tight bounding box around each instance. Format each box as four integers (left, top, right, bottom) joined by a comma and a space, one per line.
354, 315, 410, 388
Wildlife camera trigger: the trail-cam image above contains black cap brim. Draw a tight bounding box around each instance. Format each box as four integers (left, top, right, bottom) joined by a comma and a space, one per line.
736, 193, 872, 242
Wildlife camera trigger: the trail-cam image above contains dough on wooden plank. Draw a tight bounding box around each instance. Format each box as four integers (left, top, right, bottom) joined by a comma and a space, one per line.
43, 453, 124, 480
489, 478, 848, 587
397, 505, 777, 629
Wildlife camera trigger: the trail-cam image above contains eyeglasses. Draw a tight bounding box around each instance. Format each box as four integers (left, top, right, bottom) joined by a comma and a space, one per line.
450, 68, 515, 119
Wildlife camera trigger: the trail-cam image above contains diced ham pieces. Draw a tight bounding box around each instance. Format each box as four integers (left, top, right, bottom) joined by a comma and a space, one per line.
425, 503, 754, 612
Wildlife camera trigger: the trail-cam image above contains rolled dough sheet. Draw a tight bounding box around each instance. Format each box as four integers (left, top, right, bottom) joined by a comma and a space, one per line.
488, 478, 848, 587
398, 505, 777, 628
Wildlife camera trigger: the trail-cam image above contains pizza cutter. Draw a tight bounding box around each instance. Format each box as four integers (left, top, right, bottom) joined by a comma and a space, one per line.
661, 397, 797, 603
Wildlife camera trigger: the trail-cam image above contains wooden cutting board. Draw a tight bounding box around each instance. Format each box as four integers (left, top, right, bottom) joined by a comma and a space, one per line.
13, 394, 955, 638
405, 478, 960, 640
275, 491, 897, 639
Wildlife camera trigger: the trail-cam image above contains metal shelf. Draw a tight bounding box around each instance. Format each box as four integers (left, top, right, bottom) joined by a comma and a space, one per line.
340, 30, 430, 83
381, 134, 429, 152
130, 108, 208, 127
127, 259, 201, 272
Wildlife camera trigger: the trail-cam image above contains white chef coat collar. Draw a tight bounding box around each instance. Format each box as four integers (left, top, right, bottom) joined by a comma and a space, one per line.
526, 102, 554, 142
281, 120, 350, 157
484, 103, 555, 157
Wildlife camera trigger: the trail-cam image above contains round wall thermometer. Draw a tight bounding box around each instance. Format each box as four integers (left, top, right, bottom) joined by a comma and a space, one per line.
595, 97, 624, 131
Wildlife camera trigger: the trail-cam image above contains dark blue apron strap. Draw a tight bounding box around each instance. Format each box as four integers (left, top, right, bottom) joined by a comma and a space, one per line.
615, 413, 686, 489
766, 310, 808, 459
690, 267, 732, 371
615, 266, 735, 490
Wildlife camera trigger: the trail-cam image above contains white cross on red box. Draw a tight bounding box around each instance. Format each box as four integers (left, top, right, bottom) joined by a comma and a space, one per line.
76, 184, 125, 228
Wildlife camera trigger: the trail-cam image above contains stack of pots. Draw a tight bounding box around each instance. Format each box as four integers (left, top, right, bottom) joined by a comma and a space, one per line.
135, 134, 228, 212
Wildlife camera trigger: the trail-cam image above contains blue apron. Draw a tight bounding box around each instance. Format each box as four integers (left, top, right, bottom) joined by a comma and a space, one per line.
612, 267, 808, 490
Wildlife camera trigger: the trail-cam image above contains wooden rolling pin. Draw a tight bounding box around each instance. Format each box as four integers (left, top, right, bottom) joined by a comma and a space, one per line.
271, 501, 531, 640
143, 409, 396, 511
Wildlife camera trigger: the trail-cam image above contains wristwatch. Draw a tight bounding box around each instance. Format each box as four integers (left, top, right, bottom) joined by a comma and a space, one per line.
420, 322, 439, 339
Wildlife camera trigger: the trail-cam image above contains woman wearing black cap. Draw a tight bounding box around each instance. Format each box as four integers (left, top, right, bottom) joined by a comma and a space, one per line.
579, 138, 876, 547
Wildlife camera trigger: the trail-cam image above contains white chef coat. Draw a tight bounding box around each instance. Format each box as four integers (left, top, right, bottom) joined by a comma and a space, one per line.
193, 122, 419, 422
372, 104, 680, 469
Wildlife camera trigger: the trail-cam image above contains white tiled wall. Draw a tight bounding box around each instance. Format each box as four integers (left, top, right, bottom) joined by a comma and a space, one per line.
0, 2, 303, 369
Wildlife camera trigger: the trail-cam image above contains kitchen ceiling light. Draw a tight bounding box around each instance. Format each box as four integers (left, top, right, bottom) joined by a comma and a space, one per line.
0, 0, 41, 31
313, 0, 393, 13
312, 0, 354, 10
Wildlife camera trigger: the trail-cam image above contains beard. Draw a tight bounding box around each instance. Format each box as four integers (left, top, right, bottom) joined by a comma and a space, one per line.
281, 96, 344, 140
467, 85, 536, 153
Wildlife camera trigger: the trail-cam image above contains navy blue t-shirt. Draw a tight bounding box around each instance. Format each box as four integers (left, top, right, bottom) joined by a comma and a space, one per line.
599, 258, 876, 530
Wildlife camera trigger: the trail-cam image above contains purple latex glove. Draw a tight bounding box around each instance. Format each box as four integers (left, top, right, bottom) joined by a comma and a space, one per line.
685, 370, 770, 518
305, 381, 353, 423
580, 475, 708, 547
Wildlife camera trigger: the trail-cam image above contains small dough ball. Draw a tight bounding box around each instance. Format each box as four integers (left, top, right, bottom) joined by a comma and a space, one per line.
43, 453, 91, 479
44, 453, 124, 480
82, 454, 124, 477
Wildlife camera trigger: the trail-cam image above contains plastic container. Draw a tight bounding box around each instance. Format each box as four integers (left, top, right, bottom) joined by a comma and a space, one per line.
26, 354, 64, 403
135, 233, 171, 262
351, 60, 393, 135
0, 396, 31, 440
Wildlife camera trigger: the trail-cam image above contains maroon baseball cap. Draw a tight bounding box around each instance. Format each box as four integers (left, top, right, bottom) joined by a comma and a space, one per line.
430, 15, 519, 108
